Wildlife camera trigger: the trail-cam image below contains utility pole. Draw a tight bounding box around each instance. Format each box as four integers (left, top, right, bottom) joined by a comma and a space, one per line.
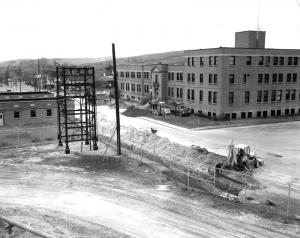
112, 43, 121, 155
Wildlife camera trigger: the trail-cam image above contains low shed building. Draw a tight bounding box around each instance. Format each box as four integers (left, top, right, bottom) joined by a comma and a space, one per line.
0, 92, 57, 127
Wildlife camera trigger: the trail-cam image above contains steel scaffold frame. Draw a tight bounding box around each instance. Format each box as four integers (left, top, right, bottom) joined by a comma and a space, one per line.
56, 66, 98, 154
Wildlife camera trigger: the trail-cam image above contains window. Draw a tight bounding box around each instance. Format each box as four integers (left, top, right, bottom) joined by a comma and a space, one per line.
213, 92, 217, 104
200, 57, 204, 66
271, 90, 276, 102
229, 92, 234, 105
243, 74, 247, 84
245, 91, 250, 104
179, 73, 183, 81
187, 73, 191, 83
271, 110, 276, 116
285, 109, 290, 115
46, 109, 52, 117
293, 73, 297, 83
246, 56, 251, 65
143, 72, 149, 79
229, 74, 235, 84
229, 56, 236, 65
191, 57, 195, 66
263, 90, 268, 102
257, 90, 262, 103
213, 74, 218, 84
264, 74, 269, 84
191, 73, 195, 83
137, 72, 141, 78
279, 57, 284, 65
273, 57, 278, 66
208, 91, 212, 103
209, 56, 213, 66
288, 57, 293, 65
258, 56, 264, 66
285, 89, 290, 101
287, 73, 292, 83
155, 75, 158, 81
191, 89, 195, 101
263, 111, 268, 117
131, 72, 135, 78
187, 57, 191, 66
272, 74, 277, 83
265, 56, 270, 66
180, 88, 183, 98
126, 83, 130, 91
257, 111, 261, 118
125, 72, 129, 78
187, 89, 190, 100
248, 112, 252, 118
294, 57, 298, 66
277, 110, 281, 116
241, 112, 246, 118
30, 109, 36, 118
176, 73, 181, 81
131, 83, 135, 92
199, 90, 203, 102
120, 82, 124, 90
199, 74, 203, 83
137, 84, 141, 93
14, 111, 20, 119
214, 56, 219, 66
232, 113, 236, 119
144, 84, 149, 93
258, 74, 263, 84
168, 87, 171, 97
291, 89, 296, 100
277, 90, 282, 101
120, 71, 124, 78
209, 74, 213, 84
177, 88, 183, 98
278, 73, 283, 83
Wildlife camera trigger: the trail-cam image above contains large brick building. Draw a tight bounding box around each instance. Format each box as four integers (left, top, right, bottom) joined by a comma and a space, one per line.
0, 92, 57, 127
118, 31, 300, 119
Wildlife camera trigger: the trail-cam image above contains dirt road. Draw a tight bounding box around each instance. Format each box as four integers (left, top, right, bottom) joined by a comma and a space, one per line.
0, 144, 299, 237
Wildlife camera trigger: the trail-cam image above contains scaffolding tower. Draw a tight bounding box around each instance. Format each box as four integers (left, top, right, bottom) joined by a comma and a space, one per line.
56, 66, 98, 154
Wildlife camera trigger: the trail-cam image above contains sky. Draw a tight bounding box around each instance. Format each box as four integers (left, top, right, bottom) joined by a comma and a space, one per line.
0, 0, 299, 62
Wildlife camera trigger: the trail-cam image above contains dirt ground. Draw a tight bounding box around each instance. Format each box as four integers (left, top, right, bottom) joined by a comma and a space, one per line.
0, 143, 299, 237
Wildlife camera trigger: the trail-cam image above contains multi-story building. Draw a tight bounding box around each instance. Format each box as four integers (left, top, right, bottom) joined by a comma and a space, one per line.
0, 91, 57, 127
118, 30, 300, 119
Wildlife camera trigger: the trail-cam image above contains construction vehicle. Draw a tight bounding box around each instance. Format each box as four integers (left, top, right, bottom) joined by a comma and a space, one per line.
216, 141, 264, 174
151, 101, 171, 116
226, 141, 264, 172
168, 102, 191, 116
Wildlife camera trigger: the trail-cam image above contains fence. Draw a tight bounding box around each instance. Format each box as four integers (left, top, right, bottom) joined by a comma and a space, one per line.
1, 123, 300, 221
0, 126, 57, 148
99, 124, 300, 222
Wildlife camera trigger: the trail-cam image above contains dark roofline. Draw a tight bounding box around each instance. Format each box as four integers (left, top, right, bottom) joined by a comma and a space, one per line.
0, 98, 56, 102
0, 91, 52, 96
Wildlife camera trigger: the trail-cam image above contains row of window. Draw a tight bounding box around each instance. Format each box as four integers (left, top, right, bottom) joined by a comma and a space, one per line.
187, 56, 299, 67
168, 72, 183, 81
226, 108, 300, 120
13, 109, 52, 119
167, 87, 218, 104
257, 73, 297, 84
228, 89, 300, 105
119, 71, 150, 79
120, 82, 149, 94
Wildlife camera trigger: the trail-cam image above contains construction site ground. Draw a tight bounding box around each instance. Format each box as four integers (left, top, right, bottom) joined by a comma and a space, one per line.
0, 143, 300, 238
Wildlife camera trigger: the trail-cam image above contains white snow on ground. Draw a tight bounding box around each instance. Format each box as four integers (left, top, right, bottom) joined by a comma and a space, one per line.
98, 105, 300, 189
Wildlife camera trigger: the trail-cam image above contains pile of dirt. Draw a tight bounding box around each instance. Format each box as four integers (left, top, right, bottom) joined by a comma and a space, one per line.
122, 105, 151, 117
121, 126, 226, 170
